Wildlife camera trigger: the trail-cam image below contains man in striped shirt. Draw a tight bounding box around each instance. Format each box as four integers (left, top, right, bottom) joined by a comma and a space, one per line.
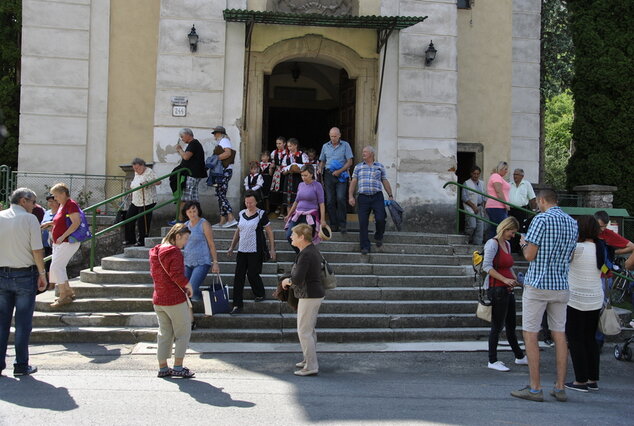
348, 146, 394, 255
512, 189, 578, 402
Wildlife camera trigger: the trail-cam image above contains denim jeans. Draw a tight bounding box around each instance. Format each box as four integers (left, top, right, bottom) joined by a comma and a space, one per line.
485, 208, 508, 240
323, 170, 348, 230
0, 267, 38, 371
357, 193, 386, 251
185, 264, 210, 301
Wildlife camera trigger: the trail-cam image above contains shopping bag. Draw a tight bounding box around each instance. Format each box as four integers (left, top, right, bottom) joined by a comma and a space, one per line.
598, 303, 622, 336
202, 274, 230, 316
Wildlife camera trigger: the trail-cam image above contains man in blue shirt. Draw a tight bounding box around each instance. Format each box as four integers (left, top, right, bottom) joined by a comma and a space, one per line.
319, 127, 353, 233
348, 146, 394, 255
512, 189, 578, 402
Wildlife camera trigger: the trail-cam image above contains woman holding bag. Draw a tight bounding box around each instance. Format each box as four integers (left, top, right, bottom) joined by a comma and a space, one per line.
482, 216, 527, 372
564, 215, 605, 392
149, 223, 195, 379
281, 223, 326, 376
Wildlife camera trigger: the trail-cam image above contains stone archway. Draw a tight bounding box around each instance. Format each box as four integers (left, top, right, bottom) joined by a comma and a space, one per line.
244, 34, 377, 168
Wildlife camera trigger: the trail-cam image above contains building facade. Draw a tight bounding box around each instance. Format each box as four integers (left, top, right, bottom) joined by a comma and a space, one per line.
19, 0, 541, 231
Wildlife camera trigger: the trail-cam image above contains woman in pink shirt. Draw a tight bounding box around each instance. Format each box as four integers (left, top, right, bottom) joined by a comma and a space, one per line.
485, 161, 511, 240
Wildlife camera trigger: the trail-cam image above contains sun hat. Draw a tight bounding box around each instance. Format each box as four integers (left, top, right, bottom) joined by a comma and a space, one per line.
319, 223, 332, 241
212, 126, 226, 134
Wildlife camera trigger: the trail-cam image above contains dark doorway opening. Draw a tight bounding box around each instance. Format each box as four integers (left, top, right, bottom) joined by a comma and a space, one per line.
456, 151, 477, 233
262, 61, 355, 157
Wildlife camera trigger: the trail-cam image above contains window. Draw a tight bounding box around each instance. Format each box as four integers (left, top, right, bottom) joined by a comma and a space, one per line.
457, 0, 472, 9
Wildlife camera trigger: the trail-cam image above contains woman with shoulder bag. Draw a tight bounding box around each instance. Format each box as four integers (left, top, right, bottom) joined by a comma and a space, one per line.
227, 190, 276, 314
564, 215, 605, 392
149, 223, 195, 379
483, 217, 526, 372
281, 223, 326, 376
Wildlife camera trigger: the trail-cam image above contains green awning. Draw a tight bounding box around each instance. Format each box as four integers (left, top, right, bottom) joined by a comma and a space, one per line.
223, 9, 427, 31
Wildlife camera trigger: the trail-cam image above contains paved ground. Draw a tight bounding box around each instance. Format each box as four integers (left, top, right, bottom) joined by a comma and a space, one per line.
0, 343, 632, 425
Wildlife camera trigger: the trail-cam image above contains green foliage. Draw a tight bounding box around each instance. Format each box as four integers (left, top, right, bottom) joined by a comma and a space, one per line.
0, 1, 21, 168
541, 0, 574, 98
566, 0, 634, 213
544, 91, 573, 189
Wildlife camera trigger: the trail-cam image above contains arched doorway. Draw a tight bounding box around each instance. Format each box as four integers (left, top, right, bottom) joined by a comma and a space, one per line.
262, 61, 355, 154
244, 34, 377, 170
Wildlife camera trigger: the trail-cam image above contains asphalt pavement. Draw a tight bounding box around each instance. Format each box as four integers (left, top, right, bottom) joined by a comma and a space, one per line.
0, 343, 632, 425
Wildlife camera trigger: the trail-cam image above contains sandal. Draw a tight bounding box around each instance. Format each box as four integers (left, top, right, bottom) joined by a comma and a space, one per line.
170, 367, 195, 378
157, 369, 172, 378
50, 296, 74, 308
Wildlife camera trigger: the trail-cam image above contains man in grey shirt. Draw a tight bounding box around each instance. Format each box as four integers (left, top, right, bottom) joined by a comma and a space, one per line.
0, 188, 48, 377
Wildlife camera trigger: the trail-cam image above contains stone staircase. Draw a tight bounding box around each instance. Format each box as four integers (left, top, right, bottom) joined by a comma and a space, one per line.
28, 226, 496, 344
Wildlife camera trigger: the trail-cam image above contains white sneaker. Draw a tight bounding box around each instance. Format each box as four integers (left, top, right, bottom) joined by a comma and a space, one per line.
212, 222, 223, 228
222, 219, 238, 228
515, 356, 528, 365
488, 361, 510, 372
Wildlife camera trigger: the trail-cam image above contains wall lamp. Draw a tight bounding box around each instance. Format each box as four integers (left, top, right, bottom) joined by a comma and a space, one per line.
425, 41, 437, 66
188, 25, 199, 52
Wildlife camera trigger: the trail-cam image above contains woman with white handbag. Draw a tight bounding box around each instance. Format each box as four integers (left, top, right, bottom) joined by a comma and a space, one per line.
564, 215, 606, 392
482, 217, 527, 372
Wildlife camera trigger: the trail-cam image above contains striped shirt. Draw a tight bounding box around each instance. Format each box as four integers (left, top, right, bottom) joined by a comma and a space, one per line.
352, 161, 386, 195
524, 206, 578, 291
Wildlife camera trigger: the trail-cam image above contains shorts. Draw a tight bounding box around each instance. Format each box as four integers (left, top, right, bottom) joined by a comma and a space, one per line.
182, 176, 202, 201
522, 285, 570, 333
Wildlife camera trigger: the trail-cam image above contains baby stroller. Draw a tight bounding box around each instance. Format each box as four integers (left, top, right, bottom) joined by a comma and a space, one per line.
613, 320, 633, 362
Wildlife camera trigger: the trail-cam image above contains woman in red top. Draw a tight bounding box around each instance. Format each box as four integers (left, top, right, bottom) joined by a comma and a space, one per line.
149, 223, 195, 378
44, 183, 82, 308
482, 216, 526, 371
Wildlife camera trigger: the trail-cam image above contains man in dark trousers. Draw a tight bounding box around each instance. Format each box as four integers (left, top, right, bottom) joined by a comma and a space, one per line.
173, 128, 206, 222
319, 127, 353, 233
0, 188, 48, 376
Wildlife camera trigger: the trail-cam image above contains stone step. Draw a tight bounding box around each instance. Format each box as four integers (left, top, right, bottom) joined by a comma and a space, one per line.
23, 326, 491, 344
105, 251, 472, 267
30, 312, 514, 329
35, 298, 495, 315
72, 274, 475, 289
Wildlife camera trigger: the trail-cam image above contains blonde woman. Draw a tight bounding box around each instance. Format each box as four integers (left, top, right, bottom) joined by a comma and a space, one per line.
149, 223, 195, 378
44, 183, 81, 307
281, 223, 325, 376
485, 161, 511, 240
483, 216, 526, 372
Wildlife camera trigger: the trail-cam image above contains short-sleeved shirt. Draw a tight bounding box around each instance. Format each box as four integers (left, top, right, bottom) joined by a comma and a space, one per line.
524, 206, 578, 291
180, 139, 206, 178
0, 204, 43, 268
319, 140, 353, 170
599, 228, 630, 249
237, 209, 268, 253
52, 199, 81, 243
218, 137, 233, 170
352, 161, 386, 195
486, 173, 510, 209
131, 167, 159, 206
462, 179, 485, 210
509, 179, 536, 207
295, 181, 325, 212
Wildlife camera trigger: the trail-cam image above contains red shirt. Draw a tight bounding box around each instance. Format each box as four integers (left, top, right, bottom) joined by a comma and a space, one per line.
52, 199, 80, 243
149, 244, 189, 306
599, 228, 630, 249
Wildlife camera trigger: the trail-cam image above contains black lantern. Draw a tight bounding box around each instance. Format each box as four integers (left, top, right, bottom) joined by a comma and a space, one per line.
188, 25, 199, 52
425, 41, 437, 66
291, 62, 301, 82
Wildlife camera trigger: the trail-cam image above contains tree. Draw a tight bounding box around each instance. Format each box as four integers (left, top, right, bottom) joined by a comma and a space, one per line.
541, 0, 574, 100
566, 0, 634, 212
543, 91, 573, 189
0, 0, 21, 169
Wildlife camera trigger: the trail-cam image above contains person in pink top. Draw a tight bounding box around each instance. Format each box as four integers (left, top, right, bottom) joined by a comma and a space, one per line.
486, 161, 511, 240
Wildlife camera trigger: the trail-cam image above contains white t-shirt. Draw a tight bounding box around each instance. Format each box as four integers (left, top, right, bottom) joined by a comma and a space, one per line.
567, 241, 604, 311
219, 137, 233, 170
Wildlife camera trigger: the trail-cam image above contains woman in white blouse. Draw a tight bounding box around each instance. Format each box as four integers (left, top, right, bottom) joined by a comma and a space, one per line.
124, 158, 160, 247
565, 215, 605, 392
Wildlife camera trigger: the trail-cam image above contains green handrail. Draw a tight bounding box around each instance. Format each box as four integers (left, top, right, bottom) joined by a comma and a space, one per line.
443, 181, 536, 234
42, 167, 191, 270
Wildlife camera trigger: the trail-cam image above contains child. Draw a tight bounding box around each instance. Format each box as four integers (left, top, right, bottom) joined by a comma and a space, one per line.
259, 151, 273, 212
244, 161, 264, 207
270, 136, 287, 219
281, 138, 309, 211
305, 148, 320, 182
205, 145, 225, 187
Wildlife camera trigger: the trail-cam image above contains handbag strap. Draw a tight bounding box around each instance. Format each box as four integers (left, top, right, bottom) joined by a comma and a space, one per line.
157, 247, 192, 307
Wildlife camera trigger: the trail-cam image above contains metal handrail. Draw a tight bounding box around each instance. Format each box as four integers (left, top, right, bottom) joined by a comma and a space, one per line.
443, 181, 536, 234
42, 167, 191, 271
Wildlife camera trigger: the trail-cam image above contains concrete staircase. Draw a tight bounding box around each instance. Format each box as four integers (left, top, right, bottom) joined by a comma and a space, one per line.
28, 226, 495, 344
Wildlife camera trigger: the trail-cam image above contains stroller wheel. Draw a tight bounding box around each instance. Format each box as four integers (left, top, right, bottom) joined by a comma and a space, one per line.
623, 345, 632, 362
614, 345, 622, 360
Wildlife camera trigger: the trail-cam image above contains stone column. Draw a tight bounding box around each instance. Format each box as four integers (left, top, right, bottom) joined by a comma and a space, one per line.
573, 185, 617, 209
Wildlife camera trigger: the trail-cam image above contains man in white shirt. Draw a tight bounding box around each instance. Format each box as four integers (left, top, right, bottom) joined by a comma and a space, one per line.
509, 168, 537, 252
461, 166, 485, 245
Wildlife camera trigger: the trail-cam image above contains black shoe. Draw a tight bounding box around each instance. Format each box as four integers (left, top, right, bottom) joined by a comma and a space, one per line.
230, 307, 243, 315
14, 365, 37, 376
134, 242, 144, 247
375, 239, 383, 248
361, 249, 369, 255
544, 339, 555, 347
340, 228, 347, 235
331, 227, 340, 233
254, 296, 265, 302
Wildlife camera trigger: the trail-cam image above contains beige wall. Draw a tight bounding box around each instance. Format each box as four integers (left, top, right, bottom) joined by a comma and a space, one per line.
106, 0, 160, 176
457, 0, 513, 177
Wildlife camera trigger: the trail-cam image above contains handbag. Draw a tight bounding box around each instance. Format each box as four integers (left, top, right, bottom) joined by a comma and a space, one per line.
255, 210, 271, 262
598, 301, 622, 336
202, 273, 231, 316
273, 274, 298, 311
66, 207, 92, 243
321, 255, 336, 290
474, 249, 492, 323
476, 299, 492, 322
